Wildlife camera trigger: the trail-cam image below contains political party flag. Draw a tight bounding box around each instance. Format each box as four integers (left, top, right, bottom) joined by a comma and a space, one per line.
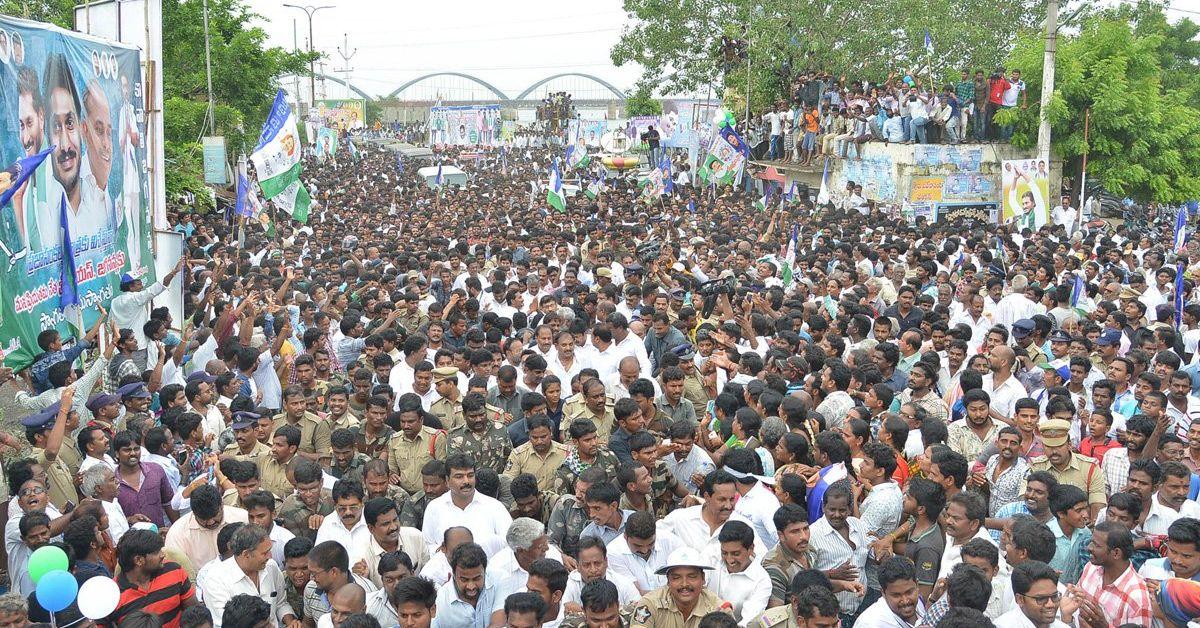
435, 163, 444, 187
251, 90, 311, 224
235, 174, 254, 218
816, 158, 832, 206
660, 156, 674, 195
924, 30, 933, 53
1176, 262, 1186, 327
585, 177, 601, 200
348, 139, 360, 160
396, 152, 404, 173
687, 198, 696, 213
1070, 272, 1086, 307
547, 160, 566, 213
57, 196, 82, 329
782, 225, 798, 287
755, 183, 775, 211
808, 462, 849, 523
1175, 205, 1188, 253
0, 146, 53, 210
784, 180, 797, 203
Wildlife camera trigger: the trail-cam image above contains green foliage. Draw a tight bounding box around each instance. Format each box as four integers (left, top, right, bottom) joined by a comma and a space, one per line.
1003, 3, 1200, 203
160, 0, 310, 210
625, 81, 663, 116
161, 0, 312, 153
0, 0, 73, 28
612, 0, 1038, 113
164, 141, 215, 214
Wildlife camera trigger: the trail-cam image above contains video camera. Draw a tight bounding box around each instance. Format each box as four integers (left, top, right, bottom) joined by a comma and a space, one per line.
696, 276, 736, 318
636, 240, 662, 265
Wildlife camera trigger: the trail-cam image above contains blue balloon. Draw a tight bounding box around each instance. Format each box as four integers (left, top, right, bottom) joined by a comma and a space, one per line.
35, 569, 78, 613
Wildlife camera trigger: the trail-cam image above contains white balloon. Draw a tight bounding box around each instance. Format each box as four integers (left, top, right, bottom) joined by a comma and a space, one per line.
77, 576, 121, 620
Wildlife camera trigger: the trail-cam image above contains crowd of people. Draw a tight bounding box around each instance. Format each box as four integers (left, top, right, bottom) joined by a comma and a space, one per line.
2, 130, 1199, 628
755, 68, 1026, 165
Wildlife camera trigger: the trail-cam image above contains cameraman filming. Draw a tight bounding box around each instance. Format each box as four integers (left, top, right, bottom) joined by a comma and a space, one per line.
641, 125, 662, 166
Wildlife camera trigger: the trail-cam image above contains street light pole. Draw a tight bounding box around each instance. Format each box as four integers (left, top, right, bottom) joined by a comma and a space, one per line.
1036, 0, 1058, 166
282, 3, 334, 109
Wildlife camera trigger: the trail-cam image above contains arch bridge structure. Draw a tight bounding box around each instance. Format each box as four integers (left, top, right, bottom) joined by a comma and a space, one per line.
310, 71, 627, 107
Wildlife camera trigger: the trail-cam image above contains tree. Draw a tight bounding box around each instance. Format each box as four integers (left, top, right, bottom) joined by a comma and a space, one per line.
611, 0, 1038, 114
0, 0, 73, 28
162, 0, 312, 151
999, 3, 1200, 203
625, 81, 663, 116
160, 0, 311, 207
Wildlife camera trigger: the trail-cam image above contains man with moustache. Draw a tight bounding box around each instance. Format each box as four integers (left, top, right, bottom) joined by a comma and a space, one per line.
79, 80, 117, 236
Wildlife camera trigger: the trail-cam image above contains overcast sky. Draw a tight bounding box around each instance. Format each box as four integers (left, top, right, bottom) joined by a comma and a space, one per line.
244, 0, 646, 101
242, 0, 1200, 102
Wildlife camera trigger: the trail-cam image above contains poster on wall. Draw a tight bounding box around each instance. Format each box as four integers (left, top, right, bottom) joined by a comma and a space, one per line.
1001, 158, 1049, 230
566, 119, 608, 147
315, 99, 365, 130
0, 15, 155, 368
315, 126, 338, 160
428, 104, 502, 146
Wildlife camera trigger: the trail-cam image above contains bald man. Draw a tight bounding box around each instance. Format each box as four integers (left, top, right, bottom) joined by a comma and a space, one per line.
983, 345, 1024, 424
78, 80, 116, 236
321, 582, 366, 628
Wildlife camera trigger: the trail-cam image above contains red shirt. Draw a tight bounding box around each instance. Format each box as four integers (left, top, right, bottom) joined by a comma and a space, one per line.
111, 562, 195, 628
892, 450, 911, 486
988, 77, 1010, 105
1079, 436, 1119, 464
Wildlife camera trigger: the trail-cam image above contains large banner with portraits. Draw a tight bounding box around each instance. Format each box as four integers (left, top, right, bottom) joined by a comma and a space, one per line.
1001, 158, 1050, 230
427, 104, 502, 147
0, 16, 154, 368
315, 98, 364, 131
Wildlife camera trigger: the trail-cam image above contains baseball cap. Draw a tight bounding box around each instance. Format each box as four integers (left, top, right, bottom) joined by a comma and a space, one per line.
1096, 329, 1122, 346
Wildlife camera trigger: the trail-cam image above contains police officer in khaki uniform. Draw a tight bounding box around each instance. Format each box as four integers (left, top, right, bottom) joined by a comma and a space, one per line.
1025, 417, 1107, 520
504, 416, 568, 492
222, 411, 271, 463
387, 395, 447, 494
567, 379, 616, 444
273, 385, 333, 466
429, 366, 465, 431
446, 392, 512, 475
747, 576, 842, 628
23, 397, 79, 512
629, 547, 727, 628
674, 346, 710, 417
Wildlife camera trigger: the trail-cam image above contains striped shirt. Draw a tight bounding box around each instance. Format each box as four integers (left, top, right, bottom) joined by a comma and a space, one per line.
1076, 562, 1153, 627
112, 562, 195, 628
808, 516, 869, 614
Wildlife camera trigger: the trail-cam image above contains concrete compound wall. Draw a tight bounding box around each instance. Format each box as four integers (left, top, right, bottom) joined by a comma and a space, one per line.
774, 142, 1062, 212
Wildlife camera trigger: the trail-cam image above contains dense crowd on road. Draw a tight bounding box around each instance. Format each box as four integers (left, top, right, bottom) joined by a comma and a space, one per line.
2, 129, 1199, 628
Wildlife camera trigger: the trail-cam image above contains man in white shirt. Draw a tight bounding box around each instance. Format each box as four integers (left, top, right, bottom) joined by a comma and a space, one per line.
1142, 462, 1200, 536
203, 524, 300, 628
994, 560, 1072, 628
854, 556, 926, 628
421, 453, 513, 556
707, 520, 771, 626
561, 536, 641, 611
660, 470, 761, 557
726, 449, 781, 549
486, 517, 562, 593
1051, 196, 1078, 234
244, 489, 295, 566
605, 511, 684, 594
353, 497, 429, 588
316, 480, 371, 550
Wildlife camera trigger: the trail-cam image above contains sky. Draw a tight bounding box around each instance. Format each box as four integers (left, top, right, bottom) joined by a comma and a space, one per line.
242, 0, 1200, 103
243, 0, 646, 102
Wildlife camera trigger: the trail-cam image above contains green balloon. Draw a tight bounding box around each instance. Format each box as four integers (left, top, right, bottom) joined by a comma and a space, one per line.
28, 546, 68, 585
726, 112, 737, 126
